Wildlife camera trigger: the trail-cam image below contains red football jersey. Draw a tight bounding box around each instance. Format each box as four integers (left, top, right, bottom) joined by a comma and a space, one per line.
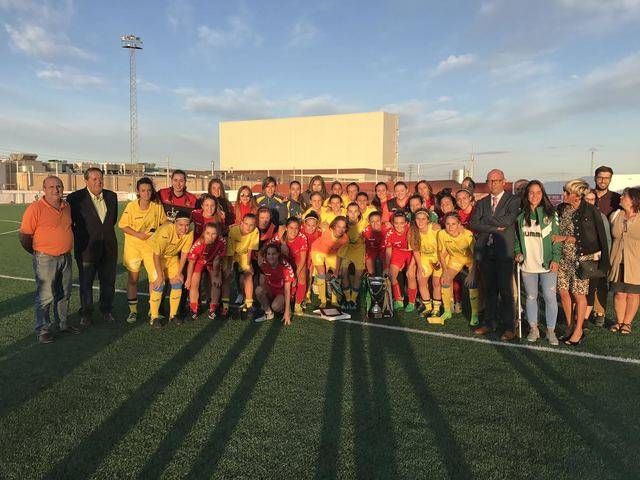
273, 232, 308, 266
188, 237, 226, 266
362, 225, 386, 254
158, 188, 198, 219
303, 228, 322, 247
190, 209, 220, 238
260, 259, 295, 290
384, 227, 410, 250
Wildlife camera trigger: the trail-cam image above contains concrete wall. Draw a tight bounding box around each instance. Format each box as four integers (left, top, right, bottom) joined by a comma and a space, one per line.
219, 111, 399, 172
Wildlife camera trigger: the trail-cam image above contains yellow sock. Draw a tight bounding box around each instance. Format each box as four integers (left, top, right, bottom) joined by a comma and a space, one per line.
316, 277, 327, 305
128, 298, 138, 314
469, 288, 479, 316
441, 285, 453, 313
331, 291, 338, 304
245, 298, 253, 308
169, 287, 182, 317
149, 290, 162, 320
351, 289, 359, 302
344, 288, 352, 302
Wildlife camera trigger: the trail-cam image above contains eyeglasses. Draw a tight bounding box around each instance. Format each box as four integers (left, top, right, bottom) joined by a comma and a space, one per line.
595, 176, 612, 181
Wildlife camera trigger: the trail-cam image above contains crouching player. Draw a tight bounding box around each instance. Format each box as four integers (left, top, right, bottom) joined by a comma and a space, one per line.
145, 212, 194, 327
385, 211, 418, 312
273, 217, 308, 315
340, 203, 366, 309
410, 209, 442, 316
254, 244, 294, 325
309, 216, 349, 308
223, 213, 259, 318
362, 211, 386, 275
185, 222, 226, 320
429, 212, 479, 325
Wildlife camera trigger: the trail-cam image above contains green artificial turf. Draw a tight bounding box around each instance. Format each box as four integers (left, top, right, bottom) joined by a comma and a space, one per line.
1, 203, 639, 479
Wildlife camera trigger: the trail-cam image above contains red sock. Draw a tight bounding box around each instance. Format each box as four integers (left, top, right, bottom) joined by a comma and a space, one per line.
190, 301, 198, 314
407, 288, 417, 303
392, 283, 402, 301
209, 303, 217, 313
295, 283, 306, 304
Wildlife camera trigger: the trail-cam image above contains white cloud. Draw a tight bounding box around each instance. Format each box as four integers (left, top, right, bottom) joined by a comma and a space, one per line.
197, 16, 262, 49
288, 20, 319, 47
36, 66, 106, 88
493, 51, 640, 130
173, 87, 197, 96
489, 58, 553, 84
166, 0, 193, 32
138, 78, 162, 93
180, 86, 355, 120
433, 54, 476, 76
4, 22, 94, 60
183, 86, 276, 119
437, 96, 452, 103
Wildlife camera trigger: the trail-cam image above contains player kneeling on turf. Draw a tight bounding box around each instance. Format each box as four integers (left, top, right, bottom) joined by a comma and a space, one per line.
185, 222, 226, 320
428, 212, 479, 326
309, 216, 349, 308
384, 211, 418, 312
255, 244, 294, 325
146, 211, 194, 328
340, 203, 367, 310
222, 213, 259, 318
272, 217, 308, 315
362, 211, 386, 275
409, 209, 443, 316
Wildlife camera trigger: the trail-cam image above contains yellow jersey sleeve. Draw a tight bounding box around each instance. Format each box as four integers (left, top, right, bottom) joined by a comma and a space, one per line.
181, 231, 194, 254
118, 201, 136, 229
150, 223, 172, 256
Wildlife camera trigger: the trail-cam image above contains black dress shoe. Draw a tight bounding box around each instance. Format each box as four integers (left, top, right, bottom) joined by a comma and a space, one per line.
38, 332, 54, 344
564, 334, 585, 346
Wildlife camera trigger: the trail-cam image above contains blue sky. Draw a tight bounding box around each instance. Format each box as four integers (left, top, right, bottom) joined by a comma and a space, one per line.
1, 0, 639, 180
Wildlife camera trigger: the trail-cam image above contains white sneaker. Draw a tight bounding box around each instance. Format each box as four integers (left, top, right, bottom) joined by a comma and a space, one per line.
254, 310, 274, 323
547, 328, 559, 346
527, 326, 540, 342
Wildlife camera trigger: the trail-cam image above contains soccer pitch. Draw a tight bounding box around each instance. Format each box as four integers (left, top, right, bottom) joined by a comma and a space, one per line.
1, 203, 639, 480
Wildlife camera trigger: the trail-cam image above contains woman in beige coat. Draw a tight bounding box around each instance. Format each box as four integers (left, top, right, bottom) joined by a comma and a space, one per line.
609, 187, 640, 335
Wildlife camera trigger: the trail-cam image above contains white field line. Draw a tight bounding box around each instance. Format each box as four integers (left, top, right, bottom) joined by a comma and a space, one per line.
0, 219, 20, 223
1, 273, 639, 366
0, 229, 20, 236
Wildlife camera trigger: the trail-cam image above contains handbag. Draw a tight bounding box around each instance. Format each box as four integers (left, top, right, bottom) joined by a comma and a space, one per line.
577, 259, 606, 280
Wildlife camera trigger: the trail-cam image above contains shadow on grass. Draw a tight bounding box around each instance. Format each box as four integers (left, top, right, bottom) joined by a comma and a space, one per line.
136, 321, 260, 479
386, 329, 474, 479
520, 349, 640, 450
0, 290, 37, 320
347, 324, 399, 479
314, 321, 348, 480
495, 346, 634, 477
44, 320, 225, 480
185, 320, 281, 479
0, 320, 140, 420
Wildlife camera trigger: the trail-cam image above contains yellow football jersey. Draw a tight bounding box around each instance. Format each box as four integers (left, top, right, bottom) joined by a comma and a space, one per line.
148, 222, 193, 258
226, 224, 259, 257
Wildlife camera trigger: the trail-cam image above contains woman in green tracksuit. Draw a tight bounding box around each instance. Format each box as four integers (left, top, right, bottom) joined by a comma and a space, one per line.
514, 180, 562, 345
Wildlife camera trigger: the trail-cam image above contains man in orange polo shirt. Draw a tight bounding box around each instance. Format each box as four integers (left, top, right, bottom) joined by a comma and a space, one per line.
20, 176, 80, 344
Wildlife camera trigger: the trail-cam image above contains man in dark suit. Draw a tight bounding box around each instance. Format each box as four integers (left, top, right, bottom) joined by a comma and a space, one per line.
67, 167, 118, 326
470, 169, 521, 340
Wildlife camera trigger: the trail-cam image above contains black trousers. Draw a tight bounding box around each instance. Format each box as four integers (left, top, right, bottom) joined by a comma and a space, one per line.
479, 248, 515, 332
76, 253, 116, 315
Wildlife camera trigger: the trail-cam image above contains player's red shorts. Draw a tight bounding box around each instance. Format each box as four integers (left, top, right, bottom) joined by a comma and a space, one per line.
266, 285, 285, 298
390, 250, 413, 269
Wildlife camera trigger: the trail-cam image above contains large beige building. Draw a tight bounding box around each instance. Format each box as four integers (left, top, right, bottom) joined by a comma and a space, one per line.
219, 111, 399, 174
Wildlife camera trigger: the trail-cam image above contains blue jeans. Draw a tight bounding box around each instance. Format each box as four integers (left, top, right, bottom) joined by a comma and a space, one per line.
33, 252, 73, 335
521, 270, 558, 329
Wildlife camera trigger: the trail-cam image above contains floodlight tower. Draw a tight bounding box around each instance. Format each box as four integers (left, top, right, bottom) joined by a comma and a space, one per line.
121, 34, 143, 168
